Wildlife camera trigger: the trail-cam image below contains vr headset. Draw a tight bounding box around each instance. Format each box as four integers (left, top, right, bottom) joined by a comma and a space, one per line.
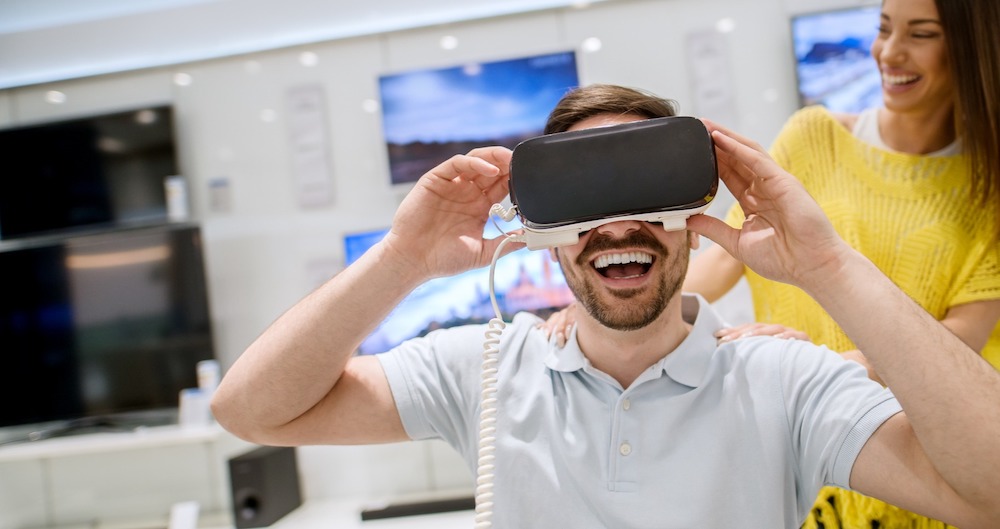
508, 116, 719, 250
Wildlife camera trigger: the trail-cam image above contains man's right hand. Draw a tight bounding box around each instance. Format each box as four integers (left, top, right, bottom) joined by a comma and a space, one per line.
686, 120, 852, 295
380, 146, 524, 283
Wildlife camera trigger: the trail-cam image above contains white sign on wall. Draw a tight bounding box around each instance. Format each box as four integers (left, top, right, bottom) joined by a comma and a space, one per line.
685, 29, 740, 129
285, 84, 335, 207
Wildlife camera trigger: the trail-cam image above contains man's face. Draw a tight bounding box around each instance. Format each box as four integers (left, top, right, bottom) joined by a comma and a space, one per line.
555, 221, 689, 331
553, 113, 690, 331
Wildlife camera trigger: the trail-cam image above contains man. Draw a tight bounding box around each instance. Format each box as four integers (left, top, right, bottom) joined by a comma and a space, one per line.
212, 85, 1000, 528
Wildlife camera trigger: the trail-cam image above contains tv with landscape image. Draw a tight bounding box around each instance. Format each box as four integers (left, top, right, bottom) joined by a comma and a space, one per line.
344, 218, 574, 355
378, 50, 579, 185
791, 5, 882, 113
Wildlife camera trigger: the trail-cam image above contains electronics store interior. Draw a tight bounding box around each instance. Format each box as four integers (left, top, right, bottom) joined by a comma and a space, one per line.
0, 0, 887, 527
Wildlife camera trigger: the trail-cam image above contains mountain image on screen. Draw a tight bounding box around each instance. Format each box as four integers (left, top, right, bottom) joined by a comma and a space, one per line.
378, 50, 579, 185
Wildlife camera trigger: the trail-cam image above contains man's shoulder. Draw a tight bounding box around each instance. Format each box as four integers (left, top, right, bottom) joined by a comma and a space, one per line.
719, 334, 845, 374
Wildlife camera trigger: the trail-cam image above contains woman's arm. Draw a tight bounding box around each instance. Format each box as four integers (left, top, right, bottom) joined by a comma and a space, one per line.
941, 299, 1000, 353
683, 243, 745, 302
842, 300, 1000, 385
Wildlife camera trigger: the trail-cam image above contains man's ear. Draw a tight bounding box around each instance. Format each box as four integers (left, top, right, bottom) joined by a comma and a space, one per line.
688, 231, 700, 250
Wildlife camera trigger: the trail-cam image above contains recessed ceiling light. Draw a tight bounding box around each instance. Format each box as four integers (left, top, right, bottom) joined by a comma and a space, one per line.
582, 37, 602, 53
716, 18, 736, 33
173, 72, 193, 86
440, 35, 458, 50
45, 90, 67, 104
299, 51, 319, 67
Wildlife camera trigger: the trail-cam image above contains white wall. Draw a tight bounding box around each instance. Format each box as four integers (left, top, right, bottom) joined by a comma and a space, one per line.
0, 0, 877, 526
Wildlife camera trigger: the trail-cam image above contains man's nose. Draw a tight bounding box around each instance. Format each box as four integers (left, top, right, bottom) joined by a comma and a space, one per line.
594, 220, 643, 238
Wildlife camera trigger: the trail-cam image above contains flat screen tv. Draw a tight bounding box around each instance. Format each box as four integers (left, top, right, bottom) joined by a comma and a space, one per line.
0, 223, 216, 440
0, 105, 177, 240
378, 50, 579, 186
344, 219, 574, 355
791, 5, 882, 113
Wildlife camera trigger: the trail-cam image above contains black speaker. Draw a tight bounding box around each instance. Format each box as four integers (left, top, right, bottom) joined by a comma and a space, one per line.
227, 446, 303, 528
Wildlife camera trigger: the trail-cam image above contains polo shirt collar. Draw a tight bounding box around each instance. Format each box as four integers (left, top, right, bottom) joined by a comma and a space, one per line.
544, 294, 724, 388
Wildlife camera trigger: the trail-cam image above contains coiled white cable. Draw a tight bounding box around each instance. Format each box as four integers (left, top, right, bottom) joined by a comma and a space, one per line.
474, 205, 522, 528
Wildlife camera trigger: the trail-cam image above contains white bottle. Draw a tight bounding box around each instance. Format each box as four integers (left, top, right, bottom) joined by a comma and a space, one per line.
165, 175, 189, 221
196, 359, 220, 394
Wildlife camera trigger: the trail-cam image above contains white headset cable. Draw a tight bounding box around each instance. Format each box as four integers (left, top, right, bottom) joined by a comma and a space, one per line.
474, 204, 522, 528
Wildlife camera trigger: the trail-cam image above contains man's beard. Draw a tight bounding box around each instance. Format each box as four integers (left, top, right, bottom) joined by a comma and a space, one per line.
559, 229, 687, 331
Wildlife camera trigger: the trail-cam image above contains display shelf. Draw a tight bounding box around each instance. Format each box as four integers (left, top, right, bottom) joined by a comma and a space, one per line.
0, 423, 225, 463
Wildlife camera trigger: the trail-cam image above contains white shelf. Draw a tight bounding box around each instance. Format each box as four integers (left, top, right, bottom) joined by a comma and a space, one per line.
0, 423, 224, 463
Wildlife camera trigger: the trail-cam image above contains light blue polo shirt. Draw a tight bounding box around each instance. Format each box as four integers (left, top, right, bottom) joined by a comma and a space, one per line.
377, 294, 901, 528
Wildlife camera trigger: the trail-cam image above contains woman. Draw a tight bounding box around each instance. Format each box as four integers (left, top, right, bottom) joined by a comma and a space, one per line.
544, 0, 1000, 527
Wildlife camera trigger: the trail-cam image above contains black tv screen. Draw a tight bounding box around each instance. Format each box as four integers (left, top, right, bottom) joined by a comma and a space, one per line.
0, 224, 216, 433
0, 105, 177, 240
791, 5, 882, 113
378, 50, 579, 185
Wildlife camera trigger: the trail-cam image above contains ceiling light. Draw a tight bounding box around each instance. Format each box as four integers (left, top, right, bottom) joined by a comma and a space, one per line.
45, 90, 67, 104
299, 51, 319, 67
173, 72, 193, 86
582, 37, 602, 53
715, 18, 736, 33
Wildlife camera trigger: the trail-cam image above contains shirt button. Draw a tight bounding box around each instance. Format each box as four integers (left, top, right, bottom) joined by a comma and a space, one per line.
619, 442, 632, 456
622, 398, 631, 411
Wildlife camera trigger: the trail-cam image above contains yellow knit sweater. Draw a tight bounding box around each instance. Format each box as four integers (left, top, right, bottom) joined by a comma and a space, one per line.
726, 106, 1000, 529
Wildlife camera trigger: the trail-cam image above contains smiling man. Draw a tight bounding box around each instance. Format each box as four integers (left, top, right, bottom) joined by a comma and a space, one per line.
212, 84, 1000, 528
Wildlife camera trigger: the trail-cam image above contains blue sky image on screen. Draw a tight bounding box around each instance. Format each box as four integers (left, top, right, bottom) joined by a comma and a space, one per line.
344, 219, 574, 355
792, 6, 881, 113
379, 50, 579, 185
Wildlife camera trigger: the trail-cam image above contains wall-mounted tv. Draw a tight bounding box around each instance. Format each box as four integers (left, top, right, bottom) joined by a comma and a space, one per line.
0, 223, 216, 439
378, 50, 579, 186
344, 219, 574, 355
791, 5, 882, 113
0, 105, 177, 240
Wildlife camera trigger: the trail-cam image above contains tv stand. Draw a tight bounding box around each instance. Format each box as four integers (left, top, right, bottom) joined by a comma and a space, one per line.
1, 410, 180, 447
22, 416, 136, 443
0, 423, 255, 528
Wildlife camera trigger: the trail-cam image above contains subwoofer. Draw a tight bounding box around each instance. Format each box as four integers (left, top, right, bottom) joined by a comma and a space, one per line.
227, 446, 302, 528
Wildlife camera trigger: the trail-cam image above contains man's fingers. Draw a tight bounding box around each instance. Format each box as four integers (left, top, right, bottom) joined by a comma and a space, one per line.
427, 154, 500, 182
467, 146, 513, 170
686, 214, 738, 258
703, 118, 768, 155
711, 129, 782, 187
426, 147, 512, 183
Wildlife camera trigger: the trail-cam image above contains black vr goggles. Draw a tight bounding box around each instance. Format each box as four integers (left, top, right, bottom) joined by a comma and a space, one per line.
508, 116, 719, 250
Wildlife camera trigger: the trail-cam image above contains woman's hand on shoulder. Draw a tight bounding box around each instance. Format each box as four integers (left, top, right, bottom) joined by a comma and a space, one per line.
537, 302, 578, 347
714, 322, 810, 344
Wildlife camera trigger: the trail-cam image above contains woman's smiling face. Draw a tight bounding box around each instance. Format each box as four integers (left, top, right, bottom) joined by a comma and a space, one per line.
872, 0, 954, 115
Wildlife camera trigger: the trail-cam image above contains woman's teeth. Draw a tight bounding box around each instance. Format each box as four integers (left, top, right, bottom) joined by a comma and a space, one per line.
882, 73, 919, 86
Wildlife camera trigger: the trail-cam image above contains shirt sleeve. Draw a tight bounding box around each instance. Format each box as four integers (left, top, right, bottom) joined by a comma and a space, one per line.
376, 323, 489, 463
777, 340, 902, 494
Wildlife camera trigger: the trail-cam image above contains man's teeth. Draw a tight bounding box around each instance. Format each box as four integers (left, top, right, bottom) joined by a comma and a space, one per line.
882, 73, 919, 85
593, 252, 653, 269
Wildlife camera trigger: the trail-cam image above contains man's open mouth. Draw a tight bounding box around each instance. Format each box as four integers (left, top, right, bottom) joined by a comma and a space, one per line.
592, 252, 655, 279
